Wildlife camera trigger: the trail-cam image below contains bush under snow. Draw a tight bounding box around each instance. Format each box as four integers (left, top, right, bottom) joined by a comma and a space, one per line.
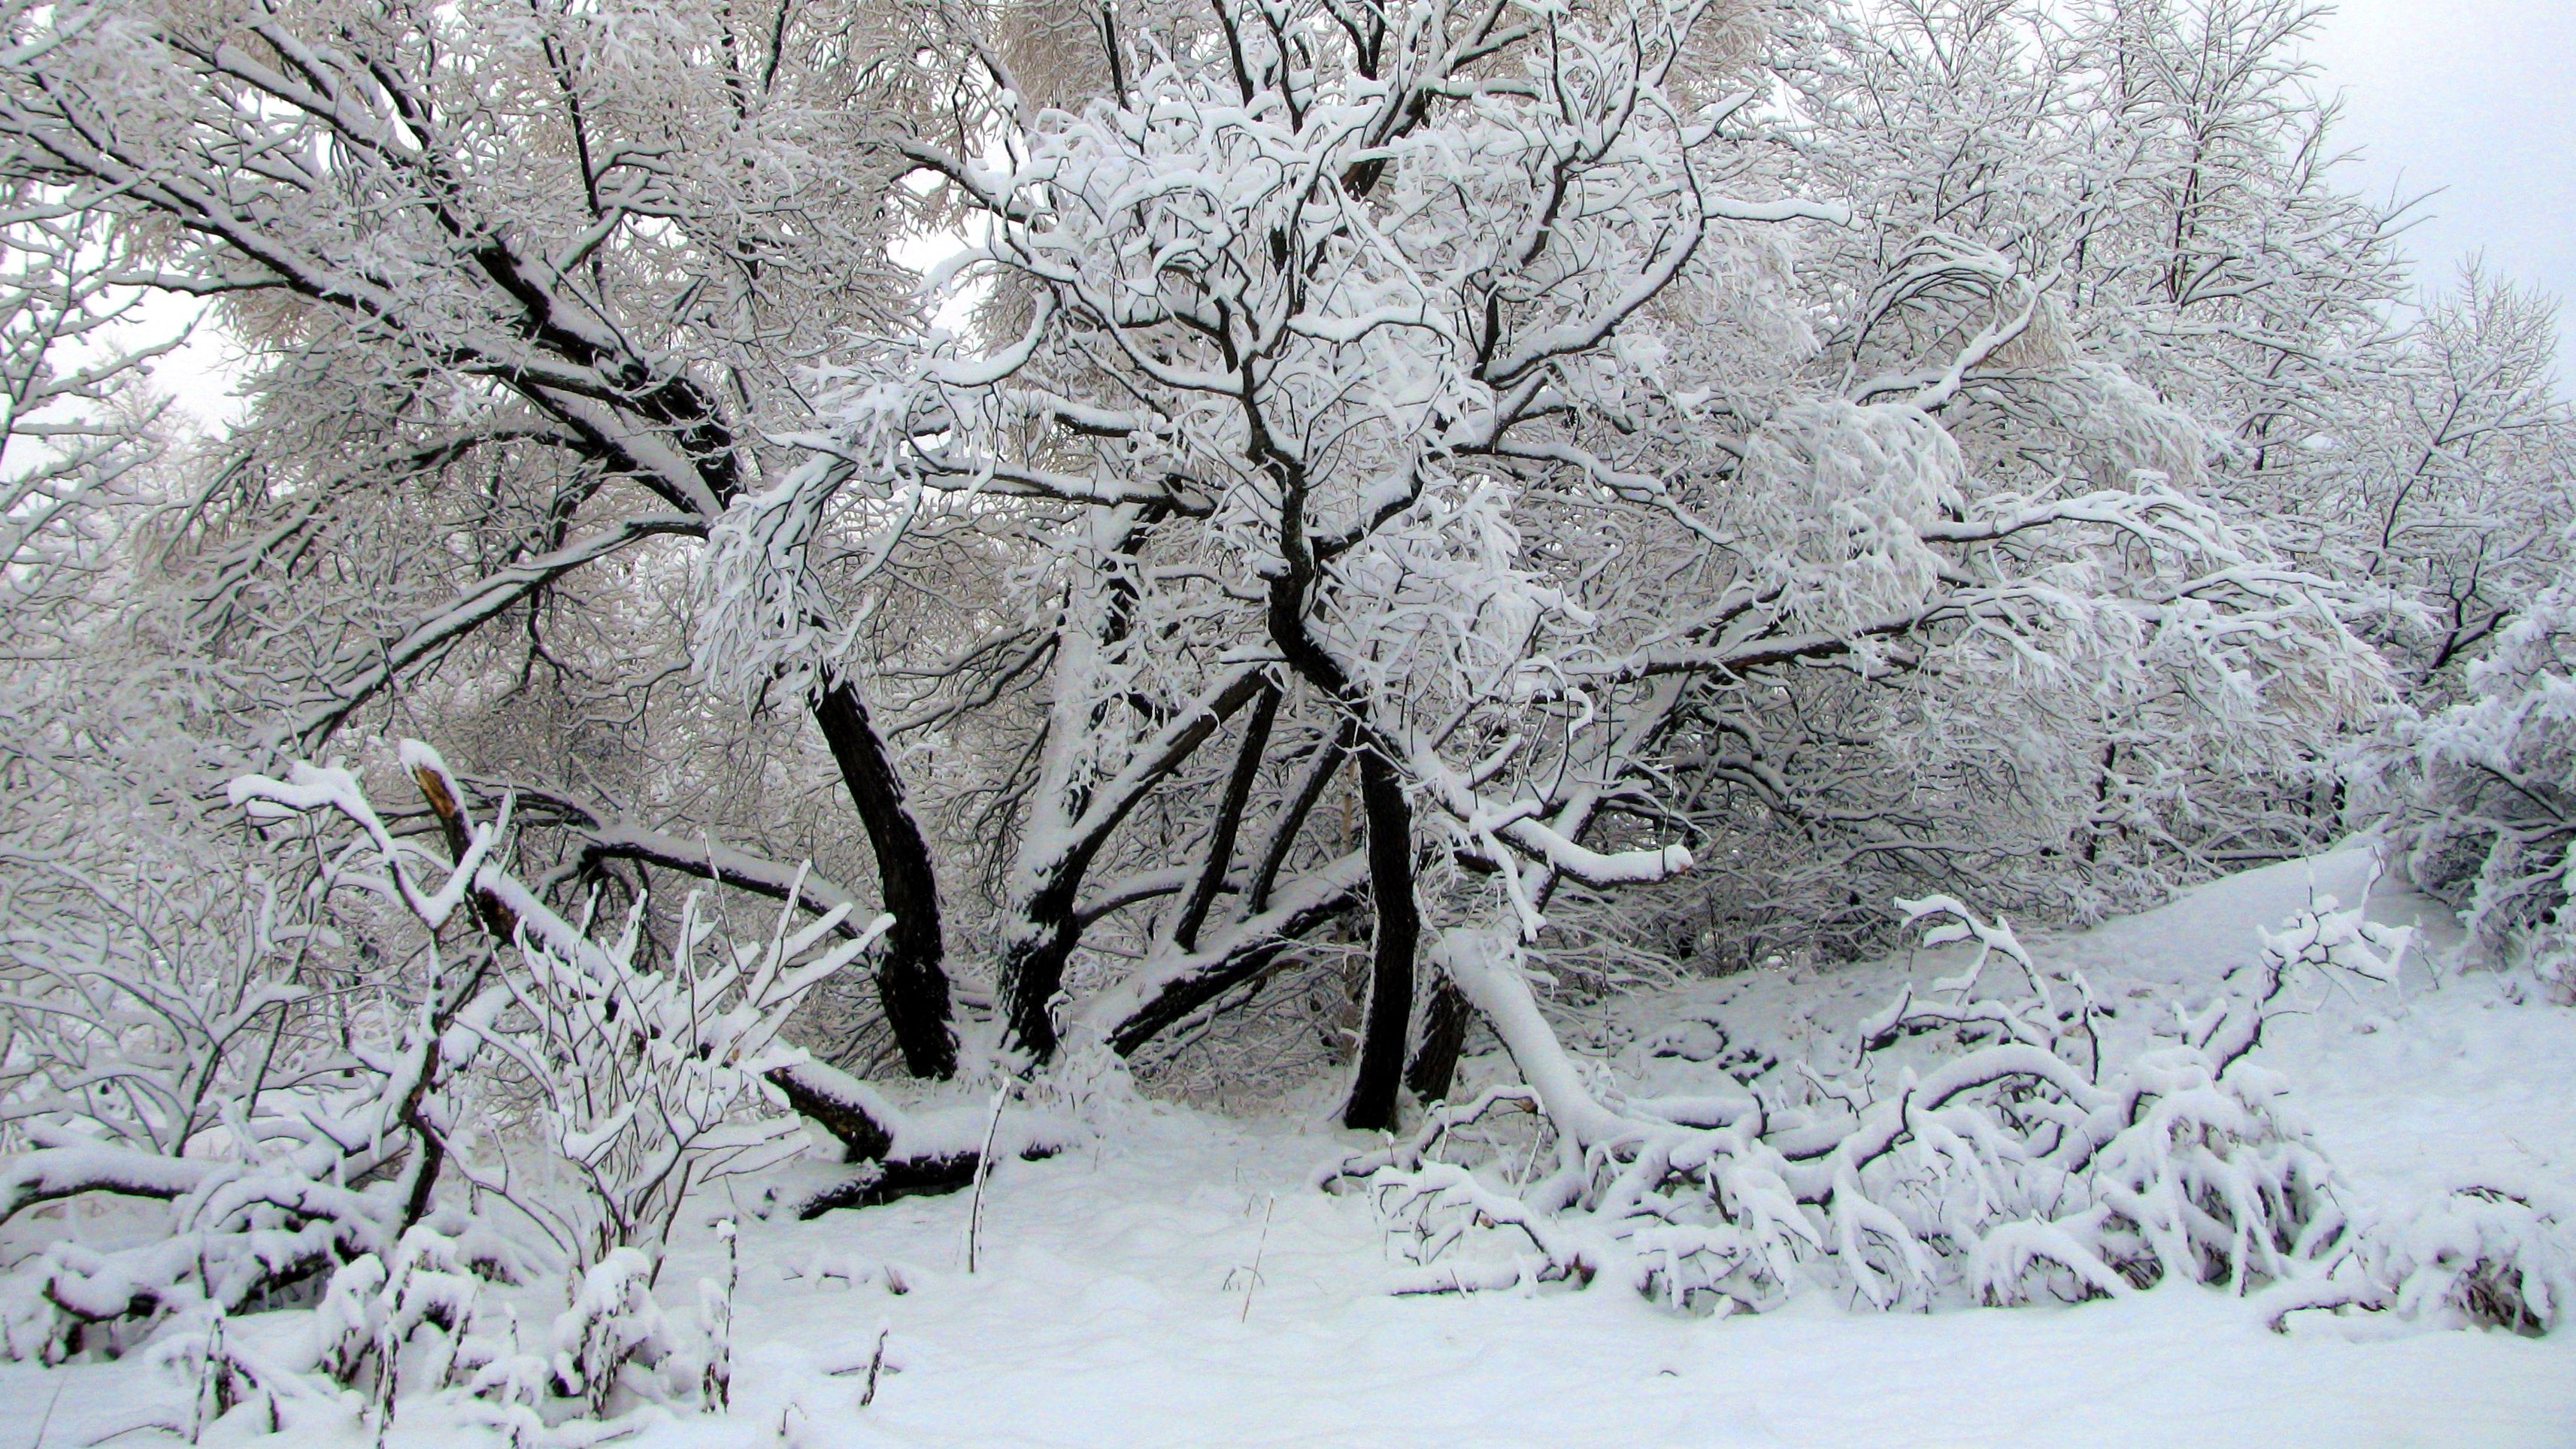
2396, 550, 2576, 999
1339, 884, 2573, 1332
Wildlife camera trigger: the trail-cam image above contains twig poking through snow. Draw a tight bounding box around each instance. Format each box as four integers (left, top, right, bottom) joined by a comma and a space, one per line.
29, 1377, 64, 1449
1241, 1196, 1275, 1323
859, 1327, 890, 1408
965, 1083, 1011, 1273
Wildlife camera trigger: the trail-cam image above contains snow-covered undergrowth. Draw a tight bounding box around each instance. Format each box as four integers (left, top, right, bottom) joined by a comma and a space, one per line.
0, 747, 893, 1403
5, 848, 2575, 1448
1337, 867, 2572, 1334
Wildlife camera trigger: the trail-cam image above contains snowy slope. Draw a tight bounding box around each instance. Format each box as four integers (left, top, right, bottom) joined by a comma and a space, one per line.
5, 848, 2573, 1449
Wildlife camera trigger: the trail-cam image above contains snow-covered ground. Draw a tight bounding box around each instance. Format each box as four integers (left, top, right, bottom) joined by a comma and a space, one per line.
8, 848, 2574, 1448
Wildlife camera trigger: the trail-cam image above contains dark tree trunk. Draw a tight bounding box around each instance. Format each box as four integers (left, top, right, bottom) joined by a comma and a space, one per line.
811, 680, 957, 1080
996, 872, 1083, 1063
1253, 424, 1417, 1129
1107, 941, 1288, 1058
1340, 748, 1418, 1130
1172, 682, 1280, 950
996, 668, 1274, 1065
1105, 875, 1360, 1057
1404, 975, 1470, 1106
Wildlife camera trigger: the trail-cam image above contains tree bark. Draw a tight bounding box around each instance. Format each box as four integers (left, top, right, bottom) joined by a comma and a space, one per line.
1108, 941, 1288, 1059
1340, 747, 1418, 1130
996, 868, 1083, 1062
766, 1061, 1061, 1218
1172, 682, 1280, 950
1253, 404, 1418, 1129
1103, 869, 1360, 1057
811, 679, 957, 1080
1404, 974, 1470, 1106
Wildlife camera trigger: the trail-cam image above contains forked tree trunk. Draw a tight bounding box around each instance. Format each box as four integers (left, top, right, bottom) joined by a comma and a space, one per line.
811, 679, 958, 1080
996, 665, 1275, 1064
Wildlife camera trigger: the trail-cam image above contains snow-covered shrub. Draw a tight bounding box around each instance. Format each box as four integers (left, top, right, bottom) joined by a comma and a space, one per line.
0, 732, 502, 1366
0, 739, 874, 1389
2356, 1184, 2576, 1334
550, 1248, 696, 1417
311, 1223, 492, 1409
302, 1222, 725, 1429
2393, 554, 2576, 998
0, 1101, 488, 1361
1341, 889, 2475, 1322
226, 743, 885, 1272
460, 862, 885, 1266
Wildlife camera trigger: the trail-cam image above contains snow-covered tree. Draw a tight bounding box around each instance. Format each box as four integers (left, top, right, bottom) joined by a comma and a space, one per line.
0, 0, 965, 1078
0, 0, 2567, 1404
1768, 0, 2413, 899
0, 196, 287, 1176
689, 0, 2375, 1131
2393, 540, 2576, 996
2332, 268, 2575, 696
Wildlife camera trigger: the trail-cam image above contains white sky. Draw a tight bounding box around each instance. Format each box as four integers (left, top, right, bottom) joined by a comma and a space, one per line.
132, 0, 2574, 427
2297, 0, 2576, 384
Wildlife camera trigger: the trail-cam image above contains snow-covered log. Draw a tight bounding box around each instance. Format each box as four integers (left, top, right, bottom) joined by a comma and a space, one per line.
765, 1059, 1082, 1219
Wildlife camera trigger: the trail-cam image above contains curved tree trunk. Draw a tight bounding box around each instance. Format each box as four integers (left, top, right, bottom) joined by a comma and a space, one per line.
812, 679, 957, 1080
1340, 748, 1418, 1130
1251, 371, 1422, 1129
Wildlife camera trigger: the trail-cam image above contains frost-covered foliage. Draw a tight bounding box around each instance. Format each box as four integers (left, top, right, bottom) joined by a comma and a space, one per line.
1339, 887, 2571, 1332
680, 0, 2378, 1135
2351, 270, 2576, 997
2331, 269, 2576, 699
0, 205, 171, 592
1763, 4, 2554, 934
1751, 0, 2410, 928
0, 0, 974, 1081
0, 721, 390, 1363
0, 0, 2409, 1123
0, 199, 264, 1163
2393, 550, 2576, 997
0, 740, 870, 1384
